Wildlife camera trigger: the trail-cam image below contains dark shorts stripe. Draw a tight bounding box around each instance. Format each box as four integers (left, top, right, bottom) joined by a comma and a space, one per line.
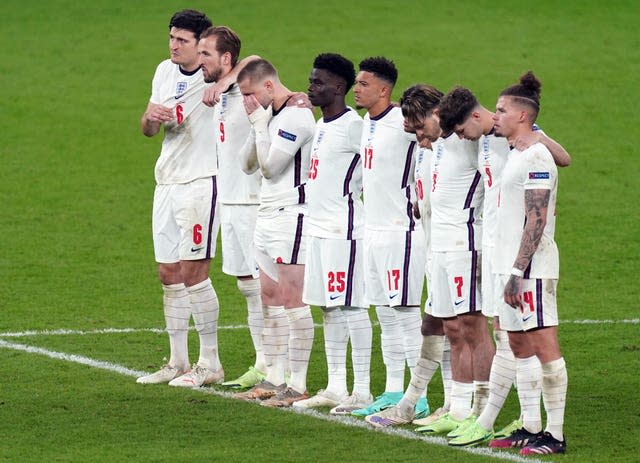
401, 231, 411, 306
536, 278, 544, 327
345, 240, 357, 306
290, 213, 304, 264
205, 176, 218, 260
469, 250, 478, 312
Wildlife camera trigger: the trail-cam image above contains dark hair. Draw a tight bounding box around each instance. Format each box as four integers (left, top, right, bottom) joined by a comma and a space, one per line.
400, 84, 443, 124
500, 71, 542, 119
237, 58, 277, 85
358, 56, 398, 86
169, 9, 212, 39
438, 87, 479, 133
313, 53, 356, 92
200, 26, 241, 66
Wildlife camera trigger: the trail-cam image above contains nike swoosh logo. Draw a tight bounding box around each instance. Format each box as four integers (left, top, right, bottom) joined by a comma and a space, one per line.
329, 294, 342, 300
454, 300, 465, 306
175, 94, 185, 99
191, 246, 204, 252
522, 315, 533, 322
389, 293, 398, 299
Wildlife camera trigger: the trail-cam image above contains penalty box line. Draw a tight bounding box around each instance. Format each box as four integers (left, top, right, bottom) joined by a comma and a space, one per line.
0, 337, 541, 463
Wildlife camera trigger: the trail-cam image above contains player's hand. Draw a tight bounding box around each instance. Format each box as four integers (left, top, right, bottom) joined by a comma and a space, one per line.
144, 103, 174, 123
512, 131, 542, 151
504, 275, 523, 309
286, 92, 312, 109
244, 95, 272, 128
202, 86, 221, 107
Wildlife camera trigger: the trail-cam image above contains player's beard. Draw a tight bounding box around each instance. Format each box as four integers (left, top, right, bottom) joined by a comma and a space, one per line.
204, 67, 222, 83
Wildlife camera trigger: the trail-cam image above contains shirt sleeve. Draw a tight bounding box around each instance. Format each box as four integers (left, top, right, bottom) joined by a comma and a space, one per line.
269, 107, 315, 157
347, 117, 364, 154
523, 144, 556, 190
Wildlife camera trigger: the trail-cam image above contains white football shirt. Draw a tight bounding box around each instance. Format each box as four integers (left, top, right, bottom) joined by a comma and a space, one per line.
258, 103, 315, 209
478, 132, 509, 247
414, 146, 433, 255
361, 105, 418, 231
430, 134, 483, 252
214, 84, 261, 205
494, 142, 559, 278
150, 59, 217, 185
306, 108, 364, 239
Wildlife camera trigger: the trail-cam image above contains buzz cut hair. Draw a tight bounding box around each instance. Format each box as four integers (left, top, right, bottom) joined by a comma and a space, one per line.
313, 53, 356, 92
237, 58, 278, 86
500, 71, 542, 120
438, 87, 479, 134
400, 84, 444, 124
200, 26, 241, 66
169, 9, 212, 40
358, 56, 398, 86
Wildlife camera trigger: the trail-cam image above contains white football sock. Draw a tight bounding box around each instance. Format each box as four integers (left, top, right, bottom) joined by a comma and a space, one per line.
187, 278, 221, 371
286, 305, 314, 394
471, 380, 491, 417
322, 307, 349, 396
393, 306, 422, 372
162, 283, 191, 370
441, 336, 452, 409
516, 355, 543, 434
450, 380, 474, 421
262, 305, 289, 386
478, 329, 516, 430
237, 278, 265, 371
398, 334, 444, 416
542, 357, 568, 441
343, 306, 372, 396
376, 305, 405, 392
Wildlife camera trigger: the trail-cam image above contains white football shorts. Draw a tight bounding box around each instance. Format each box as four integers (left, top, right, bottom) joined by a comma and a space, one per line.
220, 203, 259, 278
302, 236, 366, 308
253, 205, 307, 282
429, 250, 482, 318
364, 228, 426, 307
496, 275, 558, 332
152, 177, 219, 263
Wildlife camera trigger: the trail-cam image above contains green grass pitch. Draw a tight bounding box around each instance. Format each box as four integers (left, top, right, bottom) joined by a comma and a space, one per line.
1, 1, 638, 462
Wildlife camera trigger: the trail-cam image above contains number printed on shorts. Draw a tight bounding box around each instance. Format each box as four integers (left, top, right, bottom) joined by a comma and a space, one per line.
454, 276, 464, 298
387, 269, 400, 291
219, 121, 225, 142
309, 156, 319, 180
522, 291, 535, 313
364, 146, 373, 169
432, 172, 438, 192
176, 104, 184, 125
192, 224, 203, 245
485, 167, 493, 187
328, 271, 346, 293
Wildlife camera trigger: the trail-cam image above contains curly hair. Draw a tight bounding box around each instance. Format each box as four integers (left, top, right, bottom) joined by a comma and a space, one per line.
438, 87, 479, 134
169, 9, 212, 40
358, 56, 398, 86
313, 53, 356, 92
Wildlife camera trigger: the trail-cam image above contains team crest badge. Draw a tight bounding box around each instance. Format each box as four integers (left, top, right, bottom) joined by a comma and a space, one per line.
176, 81, 188, 97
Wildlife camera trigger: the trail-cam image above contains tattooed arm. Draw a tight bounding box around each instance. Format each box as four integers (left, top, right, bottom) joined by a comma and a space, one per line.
504, 188, 550, 308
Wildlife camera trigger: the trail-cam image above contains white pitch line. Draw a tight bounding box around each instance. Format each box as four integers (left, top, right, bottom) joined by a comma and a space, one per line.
0, 338, 541, 463
0, 317, 637, 339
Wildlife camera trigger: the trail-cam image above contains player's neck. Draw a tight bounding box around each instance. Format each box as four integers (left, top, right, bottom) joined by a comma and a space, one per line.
367, 99, 392, 119
179, 61, 200, 73
272, 85, 292, 110
507, 126, 534, 145
321, 101, 347, 119
480, 107, 495, 135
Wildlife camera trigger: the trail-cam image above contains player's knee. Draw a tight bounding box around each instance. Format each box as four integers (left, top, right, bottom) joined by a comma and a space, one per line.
237, 277, 260, 298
